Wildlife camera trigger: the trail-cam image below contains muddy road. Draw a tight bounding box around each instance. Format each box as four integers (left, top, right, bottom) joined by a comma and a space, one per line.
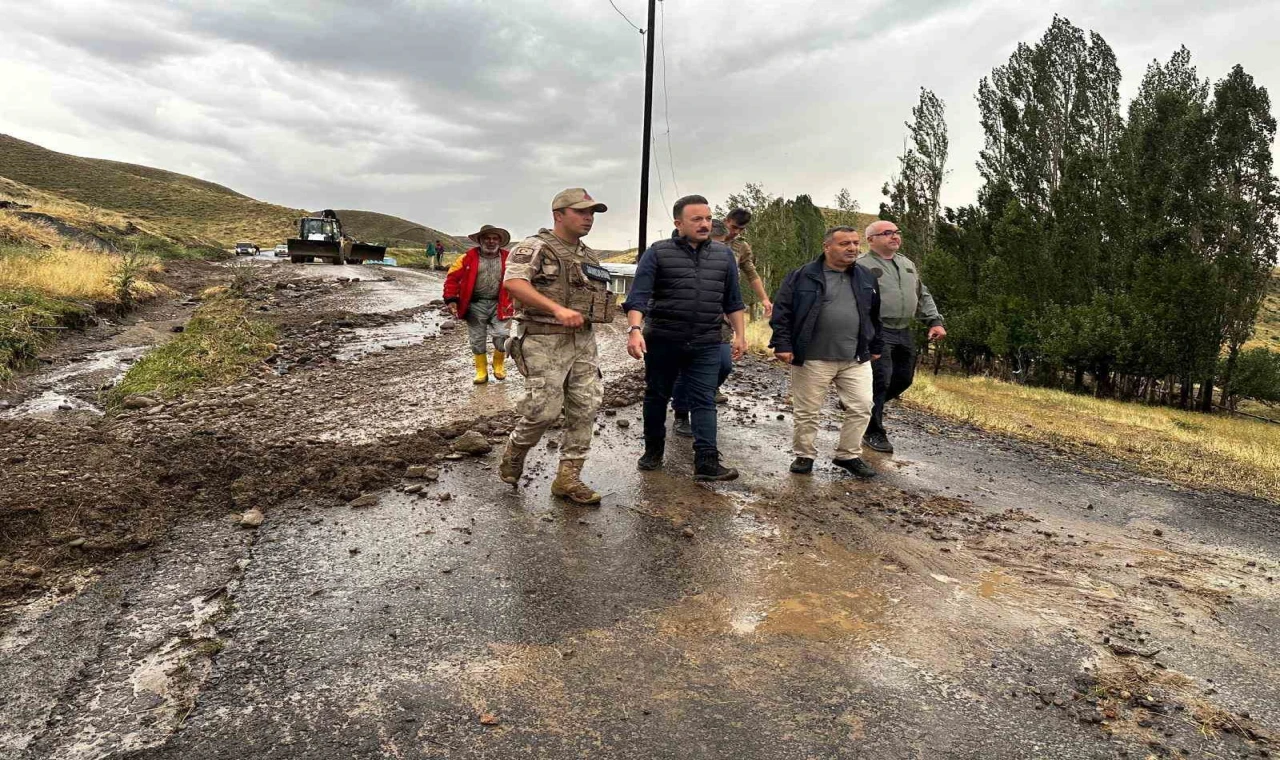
2, 259, 1278, 759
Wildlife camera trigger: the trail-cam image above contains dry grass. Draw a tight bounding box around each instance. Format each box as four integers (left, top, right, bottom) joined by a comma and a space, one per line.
0, 212, 63, 248
0, 245, 164, 303
905, 373, 1280, 502
1246, 267, 1280, 352
745, 315, 773, 356
0, 228, 168, 380
2, 136, 457, 249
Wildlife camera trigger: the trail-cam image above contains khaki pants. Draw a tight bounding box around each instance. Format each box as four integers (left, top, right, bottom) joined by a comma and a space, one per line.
791, 359, 873, 460
508, 330, 602, 461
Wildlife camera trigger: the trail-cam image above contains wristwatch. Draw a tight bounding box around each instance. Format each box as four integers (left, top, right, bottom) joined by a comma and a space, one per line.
627, 325, 643, 333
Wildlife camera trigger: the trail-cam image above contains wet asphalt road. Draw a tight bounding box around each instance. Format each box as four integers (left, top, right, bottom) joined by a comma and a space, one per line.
3, 262, 1278, 759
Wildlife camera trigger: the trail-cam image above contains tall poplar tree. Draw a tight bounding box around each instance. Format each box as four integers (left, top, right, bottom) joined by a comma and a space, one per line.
1209, 65, 1280, 406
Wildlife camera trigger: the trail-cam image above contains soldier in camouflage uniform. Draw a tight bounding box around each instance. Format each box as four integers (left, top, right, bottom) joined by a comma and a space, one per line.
499, 188, 616, 505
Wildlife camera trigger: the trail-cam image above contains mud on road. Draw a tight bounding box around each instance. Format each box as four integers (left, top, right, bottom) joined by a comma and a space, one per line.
2, 259, 1278, 759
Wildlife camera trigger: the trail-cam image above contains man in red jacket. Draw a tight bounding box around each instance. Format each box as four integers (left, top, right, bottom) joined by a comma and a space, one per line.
444, 225, 514, 383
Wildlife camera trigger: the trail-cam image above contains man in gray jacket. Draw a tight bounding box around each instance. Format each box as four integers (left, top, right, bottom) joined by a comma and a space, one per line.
856, 220, 946, 453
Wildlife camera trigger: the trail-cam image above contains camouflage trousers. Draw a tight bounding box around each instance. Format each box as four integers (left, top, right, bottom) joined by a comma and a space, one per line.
508, 330, 602, 461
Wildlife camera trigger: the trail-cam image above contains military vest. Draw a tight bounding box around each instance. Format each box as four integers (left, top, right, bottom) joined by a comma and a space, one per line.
521, 230, 615, 330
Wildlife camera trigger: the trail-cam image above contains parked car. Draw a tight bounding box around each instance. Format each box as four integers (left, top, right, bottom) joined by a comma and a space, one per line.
234, 241, 259, 256
273, 244, 289, 257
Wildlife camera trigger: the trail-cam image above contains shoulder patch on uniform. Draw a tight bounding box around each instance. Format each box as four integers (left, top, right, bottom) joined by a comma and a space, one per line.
509, 241, 540, 264
868, 267, 884, 278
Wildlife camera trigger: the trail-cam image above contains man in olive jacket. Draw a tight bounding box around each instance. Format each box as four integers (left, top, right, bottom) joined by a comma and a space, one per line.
769, 226, 883, 478
856, 221, 946, 454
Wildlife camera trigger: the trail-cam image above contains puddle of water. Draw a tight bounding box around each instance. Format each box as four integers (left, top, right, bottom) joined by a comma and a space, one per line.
757, 588, 886, 640
978, 569, 1014, 599
3, 346, 148, 418
334, 313, 447, 360
40, 346, 147, 385
3, 390, 101, 417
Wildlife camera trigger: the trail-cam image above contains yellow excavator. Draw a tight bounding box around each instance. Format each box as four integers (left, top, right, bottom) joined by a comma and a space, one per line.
286, 210, 386, 265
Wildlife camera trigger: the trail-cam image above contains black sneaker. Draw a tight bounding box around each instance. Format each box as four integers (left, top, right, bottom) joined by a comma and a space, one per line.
863, 431, 894, 453
694, 452, 739, 482
673, 414, 693, 438
789, 457, 814, 474
637, 441, 665, 471
833, 457, 877, 478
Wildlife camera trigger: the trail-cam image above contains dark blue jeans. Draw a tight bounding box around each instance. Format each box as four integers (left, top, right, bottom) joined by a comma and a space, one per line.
868, 327, 917, 434
672, 343, 733, 414
643, 341, 722, 454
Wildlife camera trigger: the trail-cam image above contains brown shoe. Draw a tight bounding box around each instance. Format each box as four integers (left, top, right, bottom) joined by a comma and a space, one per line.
551, 459, 602, 506
499, 442, 529, 485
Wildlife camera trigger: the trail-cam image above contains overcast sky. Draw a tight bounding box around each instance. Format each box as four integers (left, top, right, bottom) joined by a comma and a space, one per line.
2, 0, 1277, 249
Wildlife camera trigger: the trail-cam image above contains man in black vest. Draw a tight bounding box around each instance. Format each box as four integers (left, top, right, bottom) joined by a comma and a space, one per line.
623, 195, 747, 481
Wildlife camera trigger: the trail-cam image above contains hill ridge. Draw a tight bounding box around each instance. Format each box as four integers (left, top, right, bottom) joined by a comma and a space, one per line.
0, 133, 464, 249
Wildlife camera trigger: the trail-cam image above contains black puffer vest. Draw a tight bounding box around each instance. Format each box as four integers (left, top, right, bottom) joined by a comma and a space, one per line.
643, 235, 735, 345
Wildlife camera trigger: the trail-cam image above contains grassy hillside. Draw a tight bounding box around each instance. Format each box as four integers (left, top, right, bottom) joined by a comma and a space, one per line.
326, 210, 470, 251
1247, 268, 1280, 352
602, 248, 640, 263
0, 134, 299, 246
0, 134, 460, 250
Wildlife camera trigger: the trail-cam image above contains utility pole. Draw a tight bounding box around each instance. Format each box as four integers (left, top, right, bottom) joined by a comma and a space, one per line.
637, 0, 657, 258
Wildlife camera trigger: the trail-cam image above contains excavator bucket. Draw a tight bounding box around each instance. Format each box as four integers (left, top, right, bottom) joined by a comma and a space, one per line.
286, 237, 343, 264
348, 241, 388, 264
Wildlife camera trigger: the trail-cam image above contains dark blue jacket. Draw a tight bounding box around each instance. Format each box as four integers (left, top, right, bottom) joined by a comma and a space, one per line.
623, 234, 745, 345
769, 257, 883, 365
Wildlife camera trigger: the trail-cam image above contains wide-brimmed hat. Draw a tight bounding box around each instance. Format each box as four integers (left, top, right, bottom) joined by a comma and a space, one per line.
468, 224, 511, 247
551, 187, 608, 212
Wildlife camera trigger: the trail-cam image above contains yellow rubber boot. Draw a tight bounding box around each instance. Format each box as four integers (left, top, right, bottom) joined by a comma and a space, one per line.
473, 354, 489, 384
491, 350, 506, 380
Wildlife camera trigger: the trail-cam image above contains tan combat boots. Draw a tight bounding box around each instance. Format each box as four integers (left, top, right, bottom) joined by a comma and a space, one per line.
499, 442, 529, 485
551, 459, 601, 506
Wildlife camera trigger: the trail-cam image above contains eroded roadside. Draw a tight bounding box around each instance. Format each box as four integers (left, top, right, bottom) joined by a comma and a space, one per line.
1, 259, 1277, 759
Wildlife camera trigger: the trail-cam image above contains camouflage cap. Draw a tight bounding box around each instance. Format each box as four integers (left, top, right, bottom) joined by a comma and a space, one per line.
551, 188, 607, 213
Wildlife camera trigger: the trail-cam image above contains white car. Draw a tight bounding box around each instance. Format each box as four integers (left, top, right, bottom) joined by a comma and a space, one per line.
273, 244, 289, 257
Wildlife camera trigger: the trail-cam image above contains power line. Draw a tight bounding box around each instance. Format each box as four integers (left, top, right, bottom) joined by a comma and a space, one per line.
658, 0, 679, 197
651, 135, 669, 230
606, 0, 644, 33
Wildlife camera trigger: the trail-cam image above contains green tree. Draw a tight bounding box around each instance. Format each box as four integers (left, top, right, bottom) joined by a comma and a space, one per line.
1209, 65, 1280, 407
720, 185, 827, 298
1116, 47, 1219, 407
881, 88, 948, 264
827, 188, 861, 229
1221, 348, 1280, 409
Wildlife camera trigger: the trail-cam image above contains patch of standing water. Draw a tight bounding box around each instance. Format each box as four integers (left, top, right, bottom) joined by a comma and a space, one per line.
334, 312, 449, 360
2, 346, 148, 418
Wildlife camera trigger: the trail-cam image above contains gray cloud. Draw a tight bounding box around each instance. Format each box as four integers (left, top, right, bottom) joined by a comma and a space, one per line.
1, 0, 1277, 248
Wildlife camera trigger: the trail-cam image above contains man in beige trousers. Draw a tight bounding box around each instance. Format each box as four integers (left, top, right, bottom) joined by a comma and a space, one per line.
768, 227, 883, 477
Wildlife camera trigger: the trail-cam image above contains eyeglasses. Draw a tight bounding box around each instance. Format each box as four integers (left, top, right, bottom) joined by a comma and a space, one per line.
869, 230, 901, 239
